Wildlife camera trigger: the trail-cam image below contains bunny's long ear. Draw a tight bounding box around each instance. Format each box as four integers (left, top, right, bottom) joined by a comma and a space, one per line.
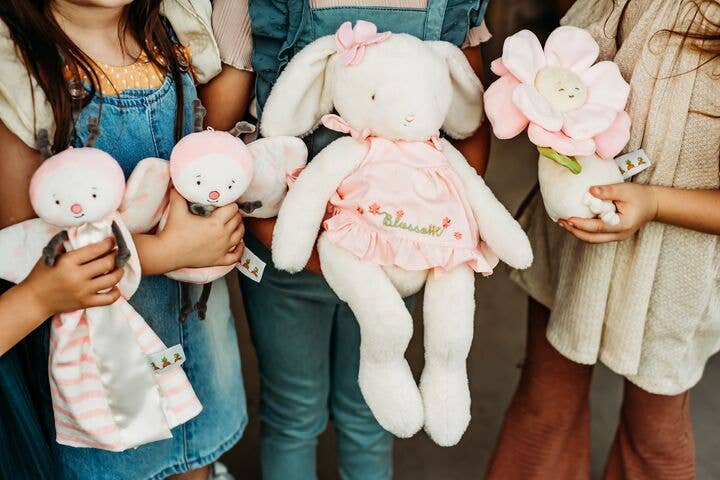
260, 35, 337, 138
427, 41, 484, 139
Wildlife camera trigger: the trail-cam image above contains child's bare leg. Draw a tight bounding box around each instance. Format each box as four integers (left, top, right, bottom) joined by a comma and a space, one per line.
317, 234, 424, 437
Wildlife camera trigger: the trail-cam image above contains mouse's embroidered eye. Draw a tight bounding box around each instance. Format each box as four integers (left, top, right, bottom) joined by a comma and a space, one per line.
371, 93, 376, 101
55, 200, 60, 205
228, 185, 233, 190
92, 193, 97, 199
558, 88, 565, 92
196, 181, 201, 186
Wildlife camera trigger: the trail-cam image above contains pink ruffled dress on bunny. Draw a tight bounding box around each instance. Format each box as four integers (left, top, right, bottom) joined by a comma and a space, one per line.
321, 114, 498, 275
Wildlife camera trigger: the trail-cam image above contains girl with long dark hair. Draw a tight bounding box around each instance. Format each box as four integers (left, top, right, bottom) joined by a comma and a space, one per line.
0, 1, 246, 478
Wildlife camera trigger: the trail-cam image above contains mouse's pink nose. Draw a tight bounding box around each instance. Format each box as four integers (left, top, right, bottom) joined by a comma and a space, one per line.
71, 203, 83, 214
208, 190, 220, 201
405, 115, 415, 123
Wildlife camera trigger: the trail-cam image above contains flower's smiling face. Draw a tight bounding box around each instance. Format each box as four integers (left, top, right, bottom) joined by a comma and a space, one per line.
29, 148, 125, 228
534, 67, 588, 113
175, 154, 251, 206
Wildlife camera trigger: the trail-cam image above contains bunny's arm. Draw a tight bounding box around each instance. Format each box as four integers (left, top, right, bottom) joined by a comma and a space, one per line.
42, 231, 69, 267
272, 137, 369, 273
442, 140, 533, 270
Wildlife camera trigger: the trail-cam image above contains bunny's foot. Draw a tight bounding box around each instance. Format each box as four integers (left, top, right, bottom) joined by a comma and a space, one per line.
420, 265, 475, 446
582, 191, 620, 225
317, 234, 424, 438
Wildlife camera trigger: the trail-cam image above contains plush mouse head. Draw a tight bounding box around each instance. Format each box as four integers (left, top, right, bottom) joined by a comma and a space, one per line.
30, 126, 125, 228
261, 20, 484, 141
170, 101, 255, 207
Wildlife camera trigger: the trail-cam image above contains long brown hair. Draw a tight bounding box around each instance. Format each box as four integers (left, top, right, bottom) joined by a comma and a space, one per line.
0, 0, 186, 152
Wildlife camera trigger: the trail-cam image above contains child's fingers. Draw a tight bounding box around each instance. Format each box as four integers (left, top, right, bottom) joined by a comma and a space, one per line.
89, 269, 124, 293
86, 287, 122, 307
213, 202, 240, 224
83, 251, 120, 278
228, 228, 245, 249
559, 221, 620, 244
589, 183, 628, 202
68, 237, 116, 265
224, 212, 243, 232
564, 217, 624, 233
219, 247, 244, 266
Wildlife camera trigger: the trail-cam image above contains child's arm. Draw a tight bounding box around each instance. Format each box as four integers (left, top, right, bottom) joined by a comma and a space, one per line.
559, 183, 720, 243
0, 238, 123, 356
451, 46, 491, 177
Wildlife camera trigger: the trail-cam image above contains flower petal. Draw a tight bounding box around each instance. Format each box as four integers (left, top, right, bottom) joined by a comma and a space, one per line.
562, 103, 618, 139
484, 74, 529, 139
335, 21, 355, 49
544, 26, 599, 73
512, 84, 564, 132
353, 20, 379, 43
579, 61, 630, 111
528, 123, 596, 156
490, 59, 509, 76
501, 30, 546, 84
593, 111, 631, 159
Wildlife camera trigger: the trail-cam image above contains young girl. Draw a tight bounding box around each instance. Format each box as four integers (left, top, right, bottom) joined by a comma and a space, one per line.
206, 1, 490, 478
487, 1, 720, 478
0, 1, 247, 478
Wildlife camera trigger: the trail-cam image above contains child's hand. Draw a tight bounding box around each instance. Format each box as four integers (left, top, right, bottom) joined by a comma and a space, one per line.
24, 237, 124, 317
160, 189, 245, 269
558, 183, 659, 244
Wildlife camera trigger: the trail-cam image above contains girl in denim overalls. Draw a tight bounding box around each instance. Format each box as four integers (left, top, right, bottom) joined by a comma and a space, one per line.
0, 1, 246, 479
209, 1, 489, 478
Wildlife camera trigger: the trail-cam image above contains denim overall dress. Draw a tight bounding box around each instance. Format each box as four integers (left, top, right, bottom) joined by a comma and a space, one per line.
243, 2, 488, 479
24, 54, 247, 479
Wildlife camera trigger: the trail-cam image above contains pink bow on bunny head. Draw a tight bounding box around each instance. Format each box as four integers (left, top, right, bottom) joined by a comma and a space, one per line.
335, 20, 391, 66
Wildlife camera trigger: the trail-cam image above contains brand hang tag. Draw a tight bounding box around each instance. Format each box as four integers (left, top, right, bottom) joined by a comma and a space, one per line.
237, 246, 266, 283
615, 149, 652, 180
149, 344, 185, 374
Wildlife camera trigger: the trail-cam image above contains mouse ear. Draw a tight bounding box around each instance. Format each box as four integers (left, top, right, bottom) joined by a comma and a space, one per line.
36, 129, 53, 160
84, 116, 100, 147
192, 99, 207, 133
228, 121, 256, 137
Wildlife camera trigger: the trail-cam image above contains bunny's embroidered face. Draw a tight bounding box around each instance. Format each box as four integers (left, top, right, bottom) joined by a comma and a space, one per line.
260, 21, 484, 142
170, 130, 254, 206
29, 148, 126, 228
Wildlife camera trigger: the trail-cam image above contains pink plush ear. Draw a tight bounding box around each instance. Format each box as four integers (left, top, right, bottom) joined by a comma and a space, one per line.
170, 130, 254, 183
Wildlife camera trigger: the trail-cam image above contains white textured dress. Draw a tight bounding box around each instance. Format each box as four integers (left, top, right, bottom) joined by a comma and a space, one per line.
512, 0, 720, 395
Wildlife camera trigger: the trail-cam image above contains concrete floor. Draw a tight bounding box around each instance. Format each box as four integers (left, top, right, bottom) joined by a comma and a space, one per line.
219, 135, 720, 479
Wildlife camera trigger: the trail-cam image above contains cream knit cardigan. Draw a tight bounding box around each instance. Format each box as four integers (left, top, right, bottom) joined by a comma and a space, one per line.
513, 0, 720, 395
0, 0, 221, 149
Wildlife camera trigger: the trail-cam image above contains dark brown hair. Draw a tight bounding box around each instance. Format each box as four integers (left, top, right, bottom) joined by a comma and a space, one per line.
0, 0, 186, 152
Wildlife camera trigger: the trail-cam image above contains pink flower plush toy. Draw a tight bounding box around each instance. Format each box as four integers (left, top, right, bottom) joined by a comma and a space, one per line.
484, 26, 631, 225
0, 126, 202, 451
263, 21, 533, 446
159, 101, 307, 322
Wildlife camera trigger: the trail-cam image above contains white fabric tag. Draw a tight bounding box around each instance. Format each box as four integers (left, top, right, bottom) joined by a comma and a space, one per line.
237, 247, 266, 283
615, 149, 652, 180
149, 345, 185, 374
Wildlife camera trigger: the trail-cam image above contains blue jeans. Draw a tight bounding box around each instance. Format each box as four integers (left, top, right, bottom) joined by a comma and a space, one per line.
241, 235, 409, 480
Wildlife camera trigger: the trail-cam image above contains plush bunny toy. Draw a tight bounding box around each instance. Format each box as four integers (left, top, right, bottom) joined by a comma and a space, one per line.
0, 125, 202, 451
264, 21, 533, 446
160, 100, 307, 322
484, 26, 631, 225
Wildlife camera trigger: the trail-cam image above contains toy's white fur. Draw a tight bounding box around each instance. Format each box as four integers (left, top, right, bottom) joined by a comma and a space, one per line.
266, 27, 532, 446
538, 153, 622, 225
